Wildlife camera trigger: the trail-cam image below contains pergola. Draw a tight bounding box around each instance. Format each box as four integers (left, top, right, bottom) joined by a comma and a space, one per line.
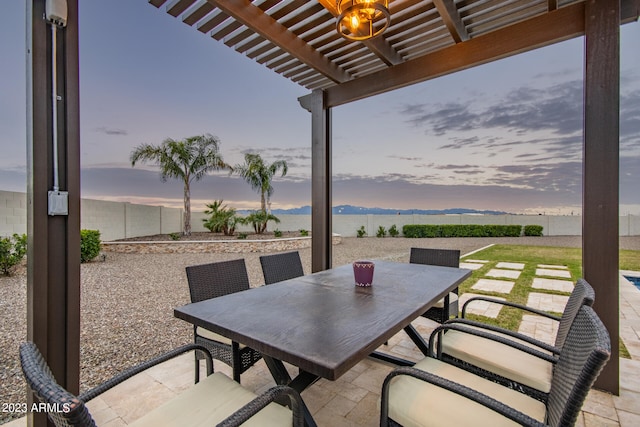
27, 0, 638, 425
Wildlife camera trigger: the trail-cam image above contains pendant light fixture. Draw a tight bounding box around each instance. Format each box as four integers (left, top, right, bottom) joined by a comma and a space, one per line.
336, 0, 391, 41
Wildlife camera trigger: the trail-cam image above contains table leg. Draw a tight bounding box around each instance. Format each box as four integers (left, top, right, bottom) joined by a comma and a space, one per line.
403, 324, 431, 356
263, 356, 319, 392
262, 356, 318, 427
442, 293, 451, 323
369, 351, 415, 366
263, 355, 292, 385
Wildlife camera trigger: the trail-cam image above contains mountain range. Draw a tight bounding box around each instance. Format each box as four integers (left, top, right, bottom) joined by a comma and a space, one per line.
261, 205, 508, 215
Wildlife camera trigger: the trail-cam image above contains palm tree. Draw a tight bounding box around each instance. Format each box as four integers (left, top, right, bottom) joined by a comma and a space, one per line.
130, 134, 229, 236
233, 153, 288, 213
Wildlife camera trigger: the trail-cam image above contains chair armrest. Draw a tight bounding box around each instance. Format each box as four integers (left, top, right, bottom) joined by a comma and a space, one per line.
380, 367, 546, 427
461, 296, 562, 321
79, 344, 213, 401
217, 385, 308, 427
444, 318, 560, 355
428, 323, 557, 363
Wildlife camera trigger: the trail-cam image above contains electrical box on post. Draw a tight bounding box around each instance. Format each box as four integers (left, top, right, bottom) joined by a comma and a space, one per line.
48, 190, 69, 216
45, 0, 68, 27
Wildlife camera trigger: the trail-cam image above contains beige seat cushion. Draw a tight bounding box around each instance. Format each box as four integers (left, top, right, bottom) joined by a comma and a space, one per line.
440, 329, 553, 393
388, 357, 546, 427
196, 327, 247, 349
448, 323, 553, 355
129, 372, 292, 427
432, 293, 458, 309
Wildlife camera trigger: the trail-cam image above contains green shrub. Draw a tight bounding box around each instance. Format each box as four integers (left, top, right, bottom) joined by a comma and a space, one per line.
388, 224, 400, 237
237, 232, 248, 240
169, 232, 181, 241
402, 224, 523, 238
356, 226, 366, 238
80, 229, 101, 263
274, 229, 283, 238
376, 226, 387, 238
243, 210, 280, 234
0, 233, 27, 276
202, 200, 241, 236
299, 229, 309, 237
524, 225, 544, 236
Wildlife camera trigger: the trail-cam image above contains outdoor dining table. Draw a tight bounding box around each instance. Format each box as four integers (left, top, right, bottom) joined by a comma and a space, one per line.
174, 260, 471, 394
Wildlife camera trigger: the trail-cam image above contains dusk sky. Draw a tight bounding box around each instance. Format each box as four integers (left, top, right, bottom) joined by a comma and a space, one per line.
1, 1, 639, 215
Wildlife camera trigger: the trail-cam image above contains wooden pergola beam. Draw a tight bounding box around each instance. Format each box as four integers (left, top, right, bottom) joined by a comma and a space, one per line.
315, 0, 404, 66
306, 0, 639, 108
433, 0, 469, 43
207, 0, 351, 83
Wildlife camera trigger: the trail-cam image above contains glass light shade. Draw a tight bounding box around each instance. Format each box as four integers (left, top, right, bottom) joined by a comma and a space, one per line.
336, 0, 390, 41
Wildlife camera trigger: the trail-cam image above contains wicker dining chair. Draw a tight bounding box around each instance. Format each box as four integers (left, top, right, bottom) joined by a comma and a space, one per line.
409, 248, 461, 323
260, 251, 304, 285
429, 279, 595, 401
20, 342, 309, 427
381, 304, 610, 427
185, 259, 262, 383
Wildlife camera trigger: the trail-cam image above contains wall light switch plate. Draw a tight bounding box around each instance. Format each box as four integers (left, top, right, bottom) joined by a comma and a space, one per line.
48, 190, 69, 216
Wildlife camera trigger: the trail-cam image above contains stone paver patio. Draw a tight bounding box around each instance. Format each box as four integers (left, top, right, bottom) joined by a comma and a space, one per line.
526, 292, 570, 313
6, 275, 640, 427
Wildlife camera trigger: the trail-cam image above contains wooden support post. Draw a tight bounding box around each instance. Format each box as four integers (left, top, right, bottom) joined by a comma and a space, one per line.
27, 1, 81, 425
306, 90, 332, 272
583, 0, 620, 395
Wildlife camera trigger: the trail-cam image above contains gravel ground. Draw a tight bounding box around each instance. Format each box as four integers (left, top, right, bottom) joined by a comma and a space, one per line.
1, 236, 639, 424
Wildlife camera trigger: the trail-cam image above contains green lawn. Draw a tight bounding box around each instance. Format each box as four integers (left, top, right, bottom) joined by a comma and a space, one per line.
459, 244, 638, 358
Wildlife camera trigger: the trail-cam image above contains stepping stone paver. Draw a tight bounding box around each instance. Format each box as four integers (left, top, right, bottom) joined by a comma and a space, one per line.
526, 292, 569, 313
464, 259, 488, 263
458, 293, 506, 318
536, 268, 571, 278
532, 278, 574, 293
459, 262, 484, 270
472, 278, 515, 294
496, 262, 525, 270
538, 264, 568, 270
486, 269, 521, 279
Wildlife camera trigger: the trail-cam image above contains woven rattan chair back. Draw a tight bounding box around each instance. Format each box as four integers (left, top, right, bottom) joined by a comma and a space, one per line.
409, 248, 461, 268
260, 251, 304, 285
410, 248, 461, 322
553, 278, 595, 350
185, 258, 261, 383
547, 305, 610, 427
20, 342, 96, 427
186, 259, 250, 303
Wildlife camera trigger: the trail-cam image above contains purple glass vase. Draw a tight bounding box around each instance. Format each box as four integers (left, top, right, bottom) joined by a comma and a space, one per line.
353, 261, 375, 287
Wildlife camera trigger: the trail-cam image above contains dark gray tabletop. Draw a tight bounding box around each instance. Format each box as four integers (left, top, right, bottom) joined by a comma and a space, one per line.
174, 260, 471, 380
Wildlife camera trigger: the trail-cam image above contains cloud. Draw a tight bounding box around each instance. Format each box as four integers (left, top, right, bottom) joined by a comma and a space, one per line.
621, 89, 640, 146
95, 126, 128, 136
402, 80, 585, 137
1, 158, 638, 214
387, 155, 422, 161
489, 161, 582, 193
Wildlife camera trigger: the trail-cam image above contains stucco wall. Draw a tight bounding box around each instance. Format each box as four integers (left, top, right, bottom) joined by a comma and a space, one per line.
0, 191, 27, 236
1, 190, 639, 239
